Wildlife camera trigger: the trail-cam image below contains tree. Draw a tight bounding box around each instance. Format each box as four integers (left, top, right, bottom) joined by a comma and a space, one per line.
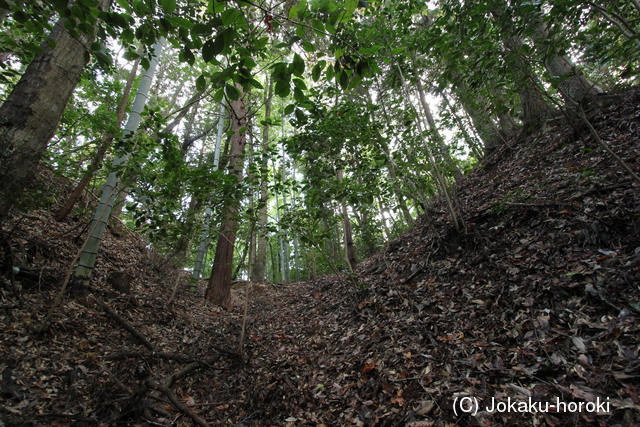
0, 0, 112, 221
73, 39, 164, 288
205, 84, 248, 310
251, 76, 273, 282
55, 51, 142, 222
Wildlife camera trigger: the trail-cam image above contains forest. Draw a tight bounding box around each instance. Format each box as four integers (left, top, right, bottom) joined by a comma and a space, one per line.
1, 0, 639, 425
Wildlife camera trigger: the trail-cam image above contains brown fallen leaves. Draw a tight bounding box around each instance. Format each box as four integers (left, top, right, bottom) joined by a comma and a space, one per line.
2, 87, 640, 426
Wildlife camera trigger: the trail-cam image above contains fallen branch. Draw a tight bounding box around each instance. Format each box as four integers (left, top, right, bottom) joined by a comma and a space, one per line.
105, 351, 194, 362
162, 353, 224, 389
35, 413, 99, 424
145, 378, 210, 427
105, 351, 223, 366
97, 300, 154, 350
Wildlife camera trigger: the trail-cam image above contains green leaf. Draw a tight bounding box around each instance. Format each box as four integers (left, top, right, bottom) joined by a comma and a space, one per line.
292, 78, 307, 90
325, 62, 335, 81
238, 126, 248, 134
312, 60, 325, 81
209, 0, 225, 13
202, 38, 218, 62
225, 83, 240, 100
284, 104, 295, 115
123, 51, 140, 60
275, 80, 290, 97
391, 46, 406, 55
248, 78, 264, 89
339, 69, 349, 89
213, 88, 224, 103
325, 22, 336, 35
255, 36, 269, 50
356, 60, 370, 77
296, 24, 305, 38
166, 16, 194, 29
210, 32, 225, 57
183, 47, 195, 65
288, 5, 299, 19
312, 19, 325, 35
221, 8, 239, 25
160, 0, 176, 13
294, 108, 306, 123
196, 75, 206, 92
348, 73, 362, 89
342, 0, 357, 22
292, 53, 305, 76
192, 23, 211, 35
294, 87, 305, 102
302, 41, 315, 52
114, 0, 131, 11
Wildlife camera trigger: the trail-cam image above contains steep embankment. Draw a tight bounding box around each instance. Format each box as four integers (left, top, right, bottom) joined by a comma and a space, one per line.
1, 87, 640, 427
206, 88, 640, 426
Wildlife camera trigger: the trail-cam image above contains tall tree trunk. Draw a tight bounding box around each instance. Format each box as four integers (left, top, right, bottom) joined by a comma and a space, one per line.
0, 0, 112, 220
371, 88, 417, 225
191, 103, 226, 285
396, 63, 461, 232
337, 169, 357, 272
489, 5, 556, 131
414, 73, 462, 180
73, 39, 164, 287
529, 14, 603, 104
205, 84, 248, 310
250, 76, 272, 282
279, 110, 290, 282
247, 138, 257, 280
55, 53, 141, 222
378, 196, 392, 241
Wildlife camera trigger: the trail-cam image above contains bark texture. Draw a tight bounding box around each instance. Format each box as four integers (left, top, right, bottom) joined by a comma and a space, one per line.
337, 169, 357, 272
0, 0, 111, 220
205, 85, 247, 310
251, 76, 272, 282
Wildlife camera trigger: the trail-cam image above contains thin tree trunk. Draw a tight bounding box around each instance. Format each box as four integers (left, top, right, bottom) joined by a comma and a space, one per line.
414, 73, 462, 179
246, 132, 257, 279
73, 39, 164, 287
279, 109, 290, 282
191, 103, 226, 285
205, 84, 248, 310
55, 53, 141, 222
371, 87, 416, 226
337, 169, 357, 272
0, 0, 112, 220
396, 63, 461, 232
250, 76, 272, 282
378, 196, 392, 241
438, 89, 484, 159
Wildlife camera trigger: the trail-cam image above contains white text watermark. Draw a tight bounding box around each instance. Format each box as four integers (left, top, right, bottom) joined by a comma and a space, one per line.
453, 396, 611, 416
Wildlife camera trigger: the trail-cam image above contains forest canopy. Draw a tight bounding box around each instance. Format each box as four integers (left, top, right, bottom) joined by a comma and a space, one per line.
0, 0, 639, 306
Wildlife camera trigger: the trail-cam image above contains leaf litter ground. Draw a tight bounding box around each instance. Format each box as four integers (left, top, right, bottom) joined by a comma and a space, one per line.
2, 88, 640, 426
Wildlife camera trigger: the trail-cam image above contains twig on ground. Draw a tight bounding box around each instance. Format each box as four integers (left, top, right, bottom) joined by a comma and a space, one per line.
145, 378, 210, 427
96, 299, 155, 350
